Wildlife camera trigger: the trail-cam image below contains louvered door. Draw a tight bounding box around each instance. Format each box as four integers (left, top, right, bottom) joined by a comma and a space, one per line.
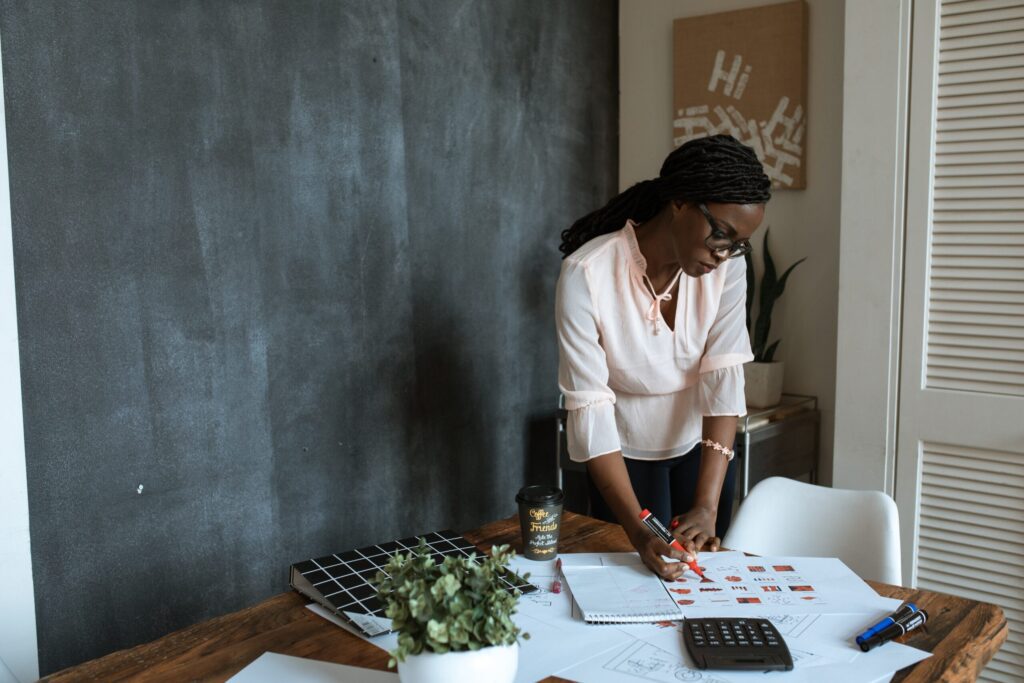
895, 1, 1024, 681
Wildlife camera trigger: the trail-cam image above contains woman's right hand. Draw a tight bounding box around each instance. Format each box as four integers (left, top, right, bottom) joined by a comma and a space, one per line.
629, 528, 693, 580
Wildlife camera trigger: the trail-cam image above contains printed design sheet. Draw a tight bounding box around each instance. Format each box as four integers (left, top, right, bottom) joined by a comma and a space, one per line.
662, 553, 897, 616
667, 557, 831, 609
560, 551, 896, 619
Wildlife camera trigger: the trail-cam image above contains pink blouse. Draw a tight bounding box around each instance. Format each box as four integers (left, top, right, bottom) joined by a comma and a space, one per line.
556, 220, 752, 462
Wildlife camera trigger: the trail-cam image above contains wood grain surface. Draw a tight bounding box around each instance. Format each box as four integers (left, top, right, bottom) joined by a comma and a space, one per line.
42, 512, 1007, 682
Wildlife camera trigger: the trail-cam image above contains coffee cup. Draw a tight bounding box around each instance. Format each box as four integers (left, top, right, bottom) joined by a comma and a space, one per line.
516, 485, 564, 561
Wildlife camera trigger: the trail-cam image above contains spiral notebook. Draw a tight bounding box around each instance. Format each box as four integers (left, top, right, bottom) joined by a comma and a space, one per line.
559, 553, 685, 623
290, 529, 536, 637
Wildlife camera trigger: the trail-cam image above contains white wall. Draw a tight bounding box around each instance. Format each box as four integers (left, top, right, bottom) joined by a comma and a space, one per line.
620, 0, 846, 484
0, 32, 39, 683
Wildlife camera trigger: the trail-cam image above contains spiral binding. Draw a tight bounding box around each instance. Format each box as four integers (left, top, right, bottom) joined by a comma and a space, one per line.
586, 611, 682, 624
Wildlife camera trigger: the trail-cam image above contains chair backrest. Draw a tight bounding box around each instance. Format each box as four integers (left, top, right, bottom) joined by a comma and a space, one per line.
722, 477, 902, 584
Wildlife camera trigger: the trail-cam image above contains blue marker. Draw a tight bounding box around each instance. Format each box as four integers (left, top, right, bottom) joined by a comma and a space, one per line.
855, 603, 918, 647
859, 609, 928, 652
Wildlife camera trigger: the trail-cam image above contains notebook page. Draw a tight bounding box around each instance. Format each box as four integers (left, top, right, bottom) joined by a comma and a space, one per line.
559, 553, 681, 622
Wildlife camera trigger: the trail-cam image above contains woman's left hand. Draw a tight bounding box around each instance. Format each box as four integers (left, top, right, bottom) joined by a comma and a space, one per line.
671, 506, 720, 554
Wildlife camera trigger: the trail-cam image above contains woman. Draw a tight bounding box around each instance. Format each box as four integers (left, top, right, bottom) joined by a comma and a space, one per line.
556, 134, 771, 580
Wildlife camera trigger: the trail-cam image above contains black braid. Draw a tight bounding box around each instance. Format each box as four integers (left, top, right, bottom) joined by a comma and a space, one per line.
559, 134, 772, 258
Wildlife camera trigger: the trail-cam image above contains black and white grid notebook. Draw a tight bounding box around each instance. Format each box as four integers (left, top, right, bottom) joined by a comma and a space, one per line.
290, 529, 536, 637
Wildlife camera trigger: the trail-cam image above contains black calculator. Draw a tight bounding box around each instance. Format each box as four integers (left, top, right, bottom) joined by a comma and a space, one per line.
683, 618, 794, 671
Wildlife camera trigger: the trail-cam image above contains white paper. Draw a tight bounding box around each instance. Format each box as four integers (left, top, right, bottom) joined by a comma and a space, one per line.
557, 622, 930, 683
307, 604, 400, 653
304, 552, 924, 683
766, 610, 903, 664
559, 552, 899, 619
508, 557, 640, 683
227, 652, 398, 682
556, 626, 823, 683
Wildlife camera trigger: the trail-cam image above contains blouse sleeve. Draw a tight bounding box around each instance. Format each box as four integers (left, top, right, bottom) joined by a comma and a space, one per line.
698, 365, 747, 417
555, 259, 621, 462
698, 259, 753, 416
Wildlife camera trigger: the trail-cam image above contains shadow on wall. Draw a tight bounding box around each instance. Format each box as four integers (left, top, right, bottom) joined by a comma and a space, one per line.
525, 412, 559, 489
521, 235, 564, 492
399, 296, 501, 533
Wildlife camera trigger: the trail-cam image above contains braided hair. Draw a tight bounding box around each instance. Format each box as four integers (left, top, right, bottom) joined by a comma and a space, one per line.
560, 135, 772, 258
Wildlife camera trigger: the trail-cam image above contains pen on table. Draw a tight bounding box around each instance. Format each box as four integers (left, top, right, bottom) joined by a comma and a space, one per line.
859, 609, 928, 652
855, 603, 918, 648
550, 558, 563, 594
638, 509, 705, 579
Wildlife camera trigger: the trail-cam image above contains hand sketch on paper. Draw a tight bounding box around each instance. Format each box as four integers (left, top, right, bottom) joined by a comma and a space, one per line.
602, 640, 731, 683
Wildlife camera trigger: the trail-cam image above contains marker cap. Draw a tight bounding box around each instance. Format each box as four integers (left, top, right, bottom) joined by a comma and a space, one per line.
855, 603, 918, 646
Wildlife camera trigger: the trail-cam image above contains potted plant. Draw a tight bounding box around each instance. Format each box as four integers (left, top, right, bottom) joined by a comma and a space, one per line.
373, 541, 529, 683
744, 228, 805, 408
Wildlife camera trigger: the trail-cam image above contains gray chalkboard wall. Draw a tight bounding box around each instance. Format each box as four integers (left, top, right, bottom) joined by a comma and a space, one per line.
1, 1, 616, 673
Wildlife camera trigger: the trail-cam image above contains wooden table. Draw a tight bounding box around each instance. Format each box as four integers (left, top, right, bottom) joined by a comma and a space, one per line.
43, 512, 1007, 682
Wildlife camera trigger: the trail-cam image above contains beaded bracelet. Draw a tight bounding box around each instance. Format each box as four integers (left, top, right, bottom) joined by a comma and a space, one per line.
700, 439, 735, 461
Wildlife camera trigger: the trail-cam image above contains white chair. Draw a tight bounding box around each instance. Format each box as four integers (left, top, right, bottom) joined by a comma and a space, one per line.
722, 477, 902, 584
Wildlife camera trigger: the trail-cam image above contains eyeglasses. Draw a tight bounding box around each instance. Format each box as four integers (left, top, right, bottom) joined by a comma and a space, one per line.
697, 203, 752, 259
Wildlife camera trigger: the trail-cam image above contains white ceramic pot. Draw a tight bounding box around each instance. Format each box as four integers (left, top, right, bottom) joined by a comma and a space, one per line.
744, 361, 784, 409
397, 642, 519, 683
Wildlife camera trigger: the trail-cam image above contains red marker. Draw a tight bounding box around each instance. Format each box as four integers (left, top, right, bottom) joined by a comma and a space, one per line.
550, 558, 563, 594
638, 509, 706, 580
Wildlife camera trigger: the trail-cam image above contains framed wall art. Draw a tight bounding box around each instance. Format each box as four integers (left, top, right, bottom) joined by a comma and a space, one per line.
673, 1, 808, 189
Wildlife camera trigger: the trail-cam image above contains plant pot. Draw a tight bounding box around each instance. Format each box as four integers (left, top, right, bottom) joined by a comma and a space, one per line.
397, 642, 519, 683
744, 361, 784, 409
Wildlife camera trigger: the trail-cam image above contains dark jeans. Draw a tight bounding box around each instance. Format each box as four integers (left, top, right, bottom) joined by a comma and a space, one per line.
587, 442, 737, 539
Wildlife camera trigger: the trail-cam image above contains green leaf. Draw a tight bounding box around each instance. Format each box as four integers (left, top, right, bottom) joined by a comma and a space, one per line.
773, 257, 806, 299
749, 228, 805, 362
431, 573, 461, 600
426, 619, 449, 644
754, 229, 776, 358
374, 541, 527, 655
